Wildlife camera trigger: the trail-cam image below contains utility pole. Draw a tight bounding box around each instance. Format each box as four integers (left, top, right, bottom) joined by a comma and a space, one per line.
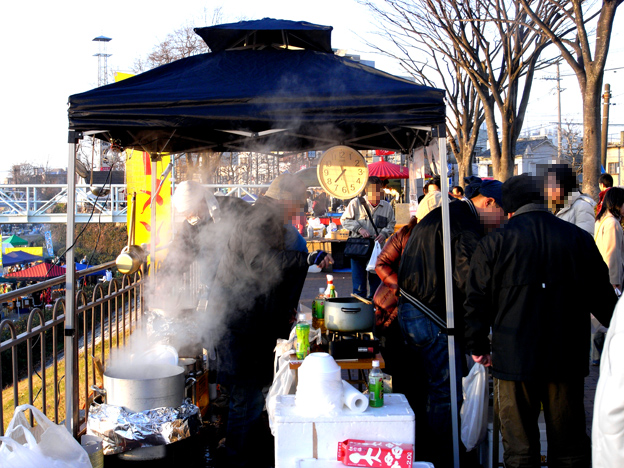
601, 83, 611, 169
556, 63, 562, 159
542, 63, 563, 158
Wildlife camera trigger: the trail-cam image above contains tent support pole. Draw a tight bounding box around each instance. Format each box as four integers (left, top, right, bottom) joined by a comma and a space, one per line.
65, 131, 80, 437
438, 127, 461, 467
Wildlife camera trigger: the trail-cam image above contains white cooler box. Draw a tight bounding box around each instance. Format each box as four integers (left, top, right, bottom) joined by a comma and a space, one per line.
274, 394, 415, 468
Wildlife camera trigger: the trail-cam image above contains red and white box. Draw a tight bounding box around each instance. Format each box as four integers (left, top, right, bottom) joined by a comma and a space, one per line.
338, 440, 413, 468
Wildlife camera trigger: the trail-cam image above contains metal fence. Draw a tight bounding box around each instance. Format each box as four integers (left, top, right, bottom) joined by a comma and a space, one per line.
0, 261, 145, 435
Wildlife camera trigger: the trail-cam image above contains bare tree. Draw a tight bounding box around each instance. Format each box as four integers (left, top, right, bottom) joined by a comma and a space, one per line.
133, 7, 224, 73
517, 0, 622, 199
363, 0, 566, 181
561, 121, 584, 173
359, 6, 484, 184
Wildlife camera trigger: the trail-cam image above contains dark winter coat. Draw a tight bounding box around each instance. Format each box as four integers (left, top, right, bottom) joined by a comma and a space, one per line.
464, 204, 616, 381
215, 196, 309, 386
397, 200, 485, 335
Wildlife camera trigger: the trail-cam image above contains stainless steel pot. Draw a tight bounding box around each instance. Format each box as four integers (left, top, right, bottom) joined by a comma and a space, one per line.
324, 297, 374, 332
103, 363, 185, 412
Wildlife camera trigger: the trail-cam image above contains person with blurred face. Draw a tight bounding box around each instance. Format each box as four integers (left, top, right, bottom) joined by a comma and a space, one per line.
466, 174, 615, 468
212, 174, 332, 467
341, 176, 396, 298
395, 176, 504, 467
545, 164, 595, 234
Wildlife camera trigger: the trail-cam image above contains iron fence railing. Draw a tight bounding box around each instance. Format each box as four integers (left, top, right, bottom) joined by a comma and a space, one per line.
0, 261, 145, 435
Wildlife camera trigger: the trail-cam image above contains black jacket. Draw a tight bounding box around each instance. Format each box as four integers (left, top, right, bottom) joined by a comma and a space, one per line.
215, 196, 309, 386
464, 204, 616, 381
397, 200, 485, 334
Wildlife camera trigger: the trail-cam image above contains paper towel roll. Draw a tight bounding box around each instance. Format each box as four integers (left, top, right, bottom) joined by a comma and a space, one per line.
342, 380, 368, 413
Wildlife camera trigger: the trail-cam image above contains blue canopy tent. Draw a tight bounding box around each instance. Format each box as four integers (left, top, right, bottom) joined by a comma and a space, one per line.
66, 19, 456, 452
68, 19, 445, 155
2, 251, 44, 267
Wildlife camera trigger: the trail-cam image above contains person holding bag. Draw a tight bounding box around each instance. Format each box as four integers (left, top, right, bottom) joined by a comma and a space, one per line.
341, 176, 395, 299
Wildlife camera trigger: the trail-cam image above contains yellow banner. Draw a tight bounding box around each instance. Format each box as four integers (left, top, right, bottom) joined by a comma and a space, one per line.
125, 150, 172, 266
5, 247, 44, 256
114, 71, 135, 82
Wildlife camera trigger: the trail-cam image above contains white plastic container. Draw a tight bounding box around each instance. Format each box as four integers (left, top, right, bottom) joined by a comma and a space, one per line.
296, 353, 343, 417
274, 393, 415, 468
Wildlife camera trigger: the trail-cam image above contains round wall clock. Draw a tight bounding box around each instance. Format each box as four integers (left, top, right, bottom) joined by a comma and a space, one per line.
316, 146, 369, 198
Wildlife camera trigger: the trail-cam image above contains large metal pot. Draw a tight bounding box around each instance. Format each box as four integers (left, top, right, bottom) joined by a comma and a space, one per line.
324, 297, 374, 332
103, 363, 185, 413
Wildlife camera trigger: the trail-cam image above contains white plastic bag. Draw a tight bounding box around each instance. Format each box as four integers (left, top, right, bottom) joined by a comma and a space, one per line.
460, 363, 489, 451
366, 241, 382, 272
0, 404, 92, 468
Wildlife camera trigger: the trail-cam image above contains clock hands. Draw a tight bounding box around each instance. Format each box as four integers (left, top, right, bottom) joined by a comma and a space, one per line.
335, 167, 346, 183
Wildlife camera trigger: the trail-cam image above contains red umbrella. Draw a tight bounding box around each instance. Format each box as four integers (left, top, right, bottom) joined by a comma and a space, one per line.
368, 160, 409, 179
6, 263, 66, 280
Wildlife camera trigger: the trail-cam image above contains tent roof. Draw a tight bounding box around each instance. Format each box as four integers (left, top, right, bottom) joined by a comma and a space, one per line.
68, 47, 445, 155
2, 251, 43, 267
194, 18, 333, 53
368, 160, 410, 179
6, 263, 65, 279
3, 235, 28, 246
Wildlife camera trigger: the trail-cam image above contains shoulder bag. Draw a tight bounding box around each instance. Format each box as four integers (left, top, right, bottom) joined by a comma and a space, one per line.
344, 197, 379, 259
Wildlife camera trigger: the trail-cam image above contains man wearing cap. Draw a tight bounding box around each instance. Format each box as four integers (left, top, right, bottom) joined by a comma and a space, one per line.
396, 177, 505, 467
214, 173, 331, 467
465, 174, 616, 468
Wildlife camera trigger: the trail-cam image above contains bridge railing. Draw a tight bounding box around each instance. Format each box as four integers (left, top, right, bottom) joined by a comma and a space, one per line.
0, 184, 128, 224
0, 261, 145, 435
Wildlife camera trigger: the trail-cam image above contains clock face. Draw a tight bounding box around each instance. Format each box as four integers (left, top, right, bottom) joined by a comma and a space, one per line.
317, 146, 369, 199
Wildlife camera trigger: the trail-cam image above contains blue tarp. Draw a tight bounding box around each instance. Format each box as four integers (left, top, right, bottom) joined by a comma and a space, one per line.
74, 263, 106, 277
68, 19, 445, 155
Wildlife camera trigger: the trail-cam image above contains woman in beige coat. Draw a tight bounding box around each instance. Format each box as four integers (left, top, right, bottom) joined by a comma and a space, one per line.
595, 187, 624, 290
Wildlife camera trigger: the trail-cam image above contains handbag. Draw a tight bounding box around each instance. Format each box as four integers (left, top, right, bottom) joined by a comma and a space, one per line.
344, 237, 375, 259
344, 197, 380, 260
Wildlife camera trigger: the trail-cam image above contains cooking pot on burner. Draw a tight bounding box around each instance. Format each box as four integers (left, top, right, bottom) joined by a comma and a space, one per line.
103, 363, 185, 413
324, 297, 374, 332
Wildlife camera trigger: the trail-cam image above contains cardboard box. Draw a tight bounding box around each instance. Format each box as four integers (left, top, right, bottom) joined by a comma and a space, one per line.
337, 440, 413, 467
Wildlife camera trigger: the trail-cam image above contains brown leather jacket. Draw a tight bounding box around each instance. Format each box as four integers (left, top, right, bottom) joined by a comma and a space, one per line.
374, 218, 417, 327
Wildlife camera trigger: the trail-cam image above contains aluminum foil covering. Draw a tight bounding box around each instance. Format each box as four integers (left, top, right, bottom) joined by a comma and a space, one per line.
87, 399, 202, 455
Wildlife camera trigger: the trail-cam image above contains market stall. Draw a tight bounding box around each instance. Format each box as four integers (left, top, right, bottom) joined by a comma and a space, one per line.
66, 17, 456, 464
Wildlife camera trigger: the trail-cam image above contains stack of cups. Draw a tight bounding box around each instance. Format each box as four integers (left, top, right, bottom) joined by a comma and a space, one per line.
295, 352, 343, 416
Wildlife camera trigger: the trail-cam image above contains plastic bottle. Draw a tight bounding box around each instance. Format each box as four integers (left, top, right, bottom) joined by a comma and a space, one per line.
325, 274, 337, 298
368, 360, 384, 408
312, 287, 326, 332
295, 313, 311, 360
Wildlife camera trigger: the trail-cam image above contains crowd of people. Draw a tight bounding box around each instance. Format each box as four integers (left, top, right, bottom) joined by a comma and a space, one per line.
168, 168, 622, 468
371, 169, 619, 468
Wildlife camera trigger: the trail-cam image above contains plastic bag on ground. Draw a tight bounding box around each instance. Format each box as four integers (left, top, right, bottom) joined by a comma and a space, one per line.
460, 363, 489, 451
0, 404, 92, 468
366, 241, 382, 272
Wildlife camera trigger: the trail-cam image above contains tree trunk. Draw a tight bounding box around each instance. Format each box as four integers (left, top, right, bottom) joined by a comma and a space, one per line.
498, 118, 516, 181
582, 77, 603, 200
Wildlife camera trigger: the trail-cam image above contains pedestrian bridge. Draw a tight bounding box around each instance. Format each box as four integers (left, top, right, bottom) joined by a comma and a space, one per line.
0, 184, 128, 224
0, 183, 269, 224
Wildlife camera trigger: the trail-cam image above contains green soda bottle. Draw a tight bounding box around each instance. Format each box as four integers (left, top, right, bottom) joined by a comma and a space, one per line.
312, 288, 326, 333
295, 313, 311, 360
368, 360, 384, 407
